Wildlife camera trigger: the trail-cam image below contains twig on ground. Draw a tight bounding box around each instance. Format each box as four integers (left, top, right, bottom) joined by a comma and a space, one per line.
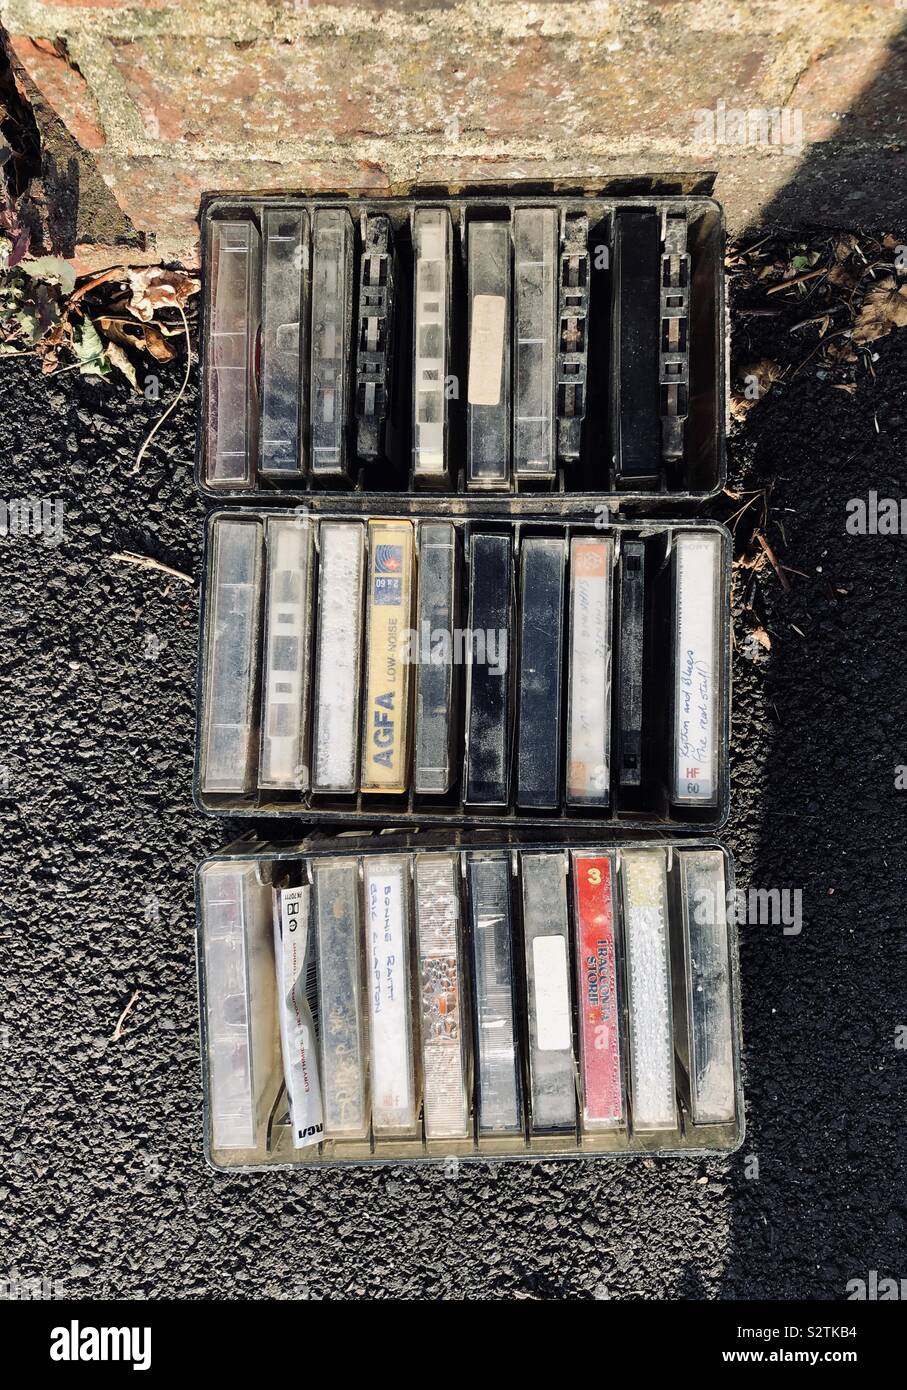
111, 989, 140, 1041
111, 551, 192, 584
755, 531, 791, 593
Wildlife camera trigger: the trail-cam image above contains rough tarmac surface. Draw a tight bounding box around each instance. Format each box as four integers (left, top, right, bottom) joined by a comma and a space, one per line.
1, 292, 905, 1301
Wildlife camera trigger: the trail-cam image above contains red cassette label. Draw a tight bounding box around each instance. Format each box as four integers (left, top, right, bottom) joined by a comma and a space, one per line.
572, 854, 624, 1127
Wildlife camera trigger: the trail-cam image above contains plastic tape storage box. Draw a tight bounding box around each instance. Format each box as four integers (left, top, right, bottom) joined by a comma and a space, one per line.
192, 188, 740, 1168
195, 510, 731, 829
198, 193, 726, 509
197, 834, 743, 1168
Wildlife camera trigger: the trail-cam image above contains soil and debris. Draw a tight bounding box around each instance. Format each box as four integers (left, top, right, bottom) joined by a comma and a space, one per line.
0, 248, 199, 382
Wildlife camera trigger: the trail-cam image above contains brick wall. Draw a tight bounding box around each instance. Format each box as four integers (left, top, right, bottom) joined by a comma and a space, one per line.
3, 0, 906, 268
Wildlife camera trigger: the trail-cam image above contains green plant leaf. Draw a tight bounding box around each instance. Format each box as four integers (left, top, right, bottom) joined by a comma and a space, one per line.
73, 318, 110, 378
21, 255, 77, 294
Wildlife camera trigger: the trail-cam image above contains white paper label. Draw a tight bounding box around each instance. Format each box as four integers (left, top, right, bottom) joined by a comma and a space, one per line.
532, 935, 571, 1052
674, 533, 719, 803
276, 886, 324, 1149
568, 538, 611, 801
366, 862, 413, 1129
314, 523, 363, 790
623, 852, 675, 1130
468, 294, 506, 405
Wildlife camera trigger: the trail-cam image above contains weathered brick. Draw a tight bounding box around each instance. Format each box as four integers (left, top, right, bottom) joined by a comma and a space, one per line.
9, 34, 106, 149
89, 153, 393, 264
99, 30, 784, 148
4, 0, 907, 267
789, 35, 907, 140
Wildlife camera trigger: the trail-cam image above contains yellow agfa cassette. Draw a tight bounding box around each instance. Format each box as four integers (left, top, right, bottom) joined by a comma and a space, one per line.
361, 520, 415, 791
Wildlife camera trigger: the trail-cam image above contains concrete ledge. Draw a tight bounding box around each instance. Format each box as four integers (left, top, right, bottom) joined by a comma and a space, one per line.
2, 0, 906, 267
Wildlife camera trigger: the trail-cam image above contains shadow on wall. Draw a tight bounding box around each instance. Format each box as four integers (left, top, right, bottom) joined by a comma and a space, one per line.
711, 20, 907, 1299
0, 25, 143, 257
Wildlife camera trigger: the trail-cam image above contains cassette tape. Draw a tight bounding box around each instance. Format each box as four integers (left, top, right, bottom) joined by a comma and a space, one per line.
620, 849, 676, 1132
312, 857, 370, 1140
196, 836, 743, 1166
311, 520, 366, 793
616, 538, 645, 789
671, 849, 736, 1126
467, 221, 511, 488
310, 208, 354, 479
513, 208, 557, 480
572, 852, 624, 1131
361, 519, 415, 793
259, 515, 313, 790
199, 516, 265, 794
464, 532, 513, 806
516, 536, 565, 809
414, 853, 471, 1140
363, 856, 419, 1136
521, 853, 576, 1132
260, 207, 308, 479
198, 513, 728, 828
355, 214, 396, 462
672, 531, 721, 807
566, 536, 612, 807
659, 211, 691, 466
199, 193, 725, 503
556, 212, 590, 463
273, 883, 324, 1148
205, 219, 260, 488
466, 854, 522, 1136
611, 207, 660, 486
200, 861, 280, 1151
412, 208, 453, 482
414, 521, 459, 795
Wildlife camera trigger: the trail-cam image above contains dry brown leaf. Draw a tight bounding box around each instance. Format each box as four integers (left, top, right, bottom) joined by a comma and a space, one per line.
126, 267, 199, 323
751, 625, 771, 651
96, 314, 178, 363
852, 278, 907, 345
827, 261, 860, 289
731, 359, 782, 419
106, 340, 140, 392
143, 322, 177, 362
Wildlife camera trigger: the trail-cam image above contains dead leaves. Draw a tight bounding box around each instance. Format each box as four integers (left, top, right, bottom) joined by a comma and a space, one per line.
0, 242, 198, 385
96, 314, 179, 363
730, 358, 783, 420
729, 231, 907, 399
125, 266, 199, 322
104, 340, 138, 390
852, 278, 907, 345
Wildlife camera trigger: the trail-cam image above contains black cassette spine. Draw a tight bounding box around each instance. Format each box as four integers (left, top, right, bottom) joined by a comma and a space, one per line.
464, 532, 513, 805
616, 538, 645, 788
516, 537, 565, 809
